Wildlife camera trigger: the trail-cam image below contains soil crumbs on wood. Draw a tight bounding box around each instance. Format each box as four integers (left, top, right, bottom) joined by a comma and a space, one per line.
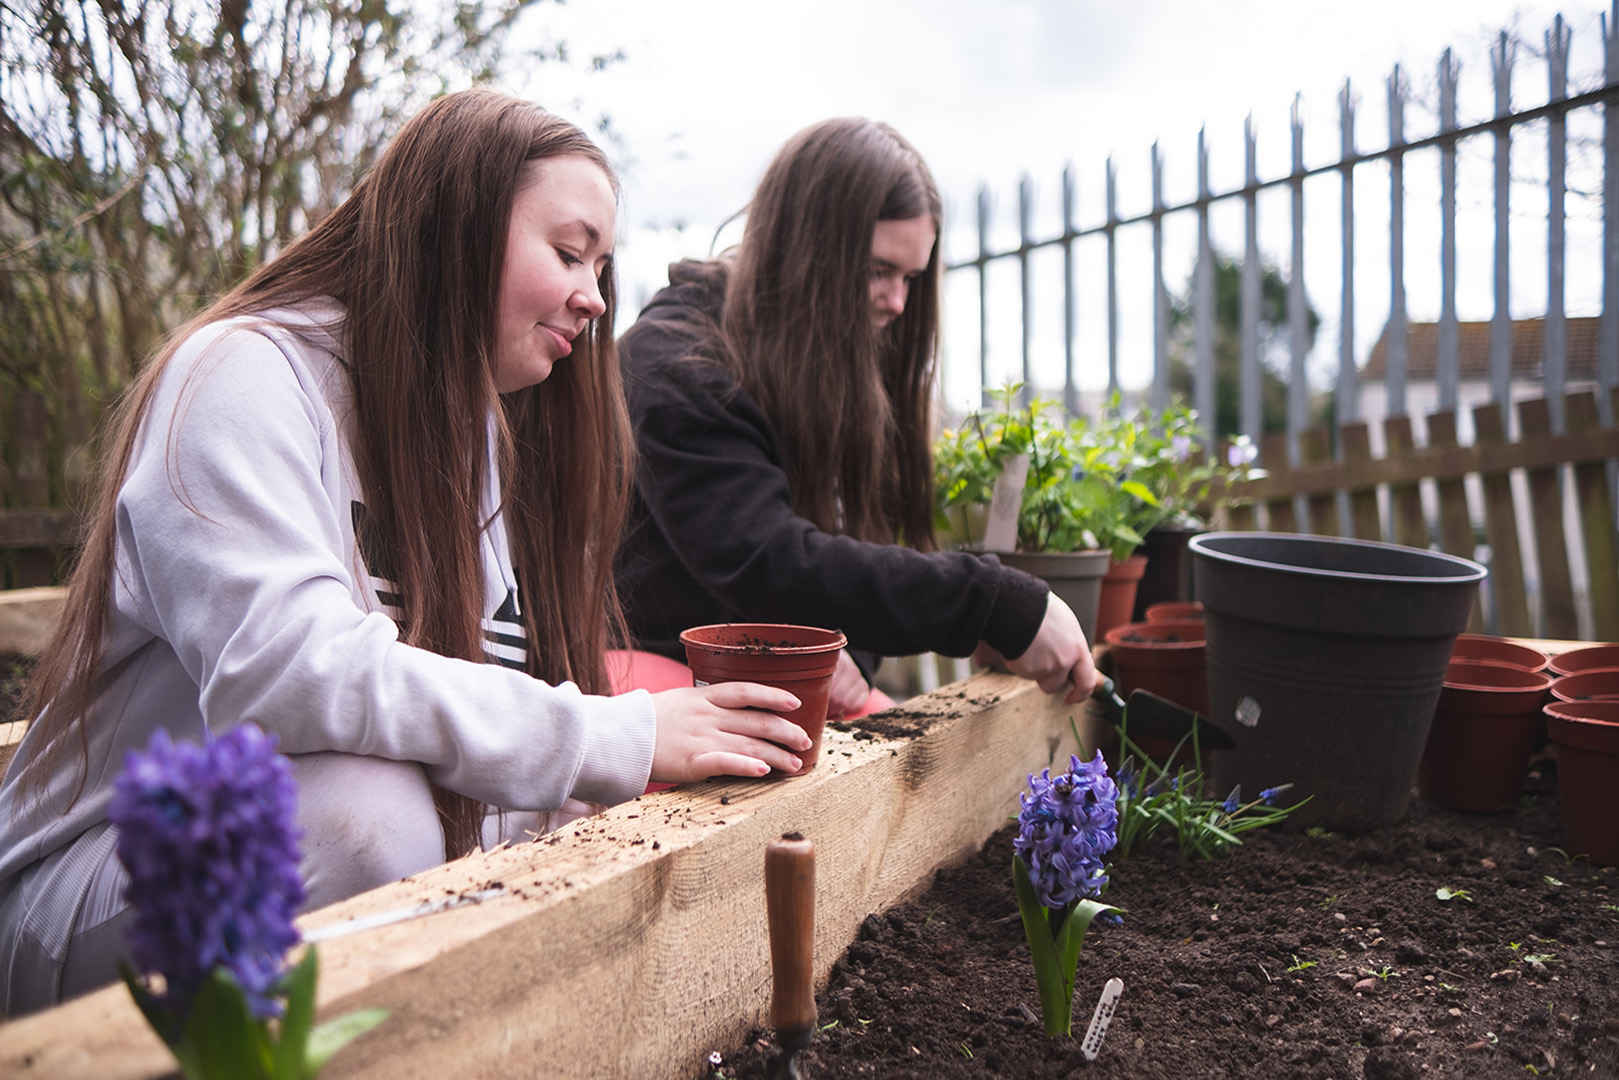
720, 762, 1618, 1080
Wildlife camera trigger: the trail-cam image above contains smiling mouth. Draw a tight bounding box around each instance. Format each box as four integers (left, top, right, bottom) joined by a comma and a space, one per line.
545, 325, 576, 356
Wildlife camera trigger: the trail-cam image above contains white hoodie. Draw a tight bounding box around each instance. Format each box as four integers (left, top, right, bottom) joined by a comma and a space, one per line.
0, 301, 656, 886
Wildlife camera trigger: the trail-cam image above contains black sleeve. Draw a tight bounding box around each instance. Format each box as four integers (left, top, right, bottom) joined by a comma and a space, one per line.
628, 363, 1049, 661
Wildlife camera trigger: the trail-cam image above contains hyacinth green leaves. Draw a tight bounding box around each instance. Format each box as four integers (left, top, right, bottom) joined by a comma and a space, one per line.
1011, 752, 1121, 1037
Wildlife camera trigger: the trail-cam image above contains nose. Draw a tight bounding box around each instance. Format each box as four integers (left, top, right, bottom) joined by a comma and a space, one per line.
572, 275, 607, 320
875, 276, 908, 318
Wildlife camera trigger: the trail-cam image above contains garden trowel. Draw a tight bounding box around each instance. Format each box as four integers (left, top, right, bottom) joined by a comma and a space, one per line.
765, 832, 816, 1080
1091, 675, 1235, 751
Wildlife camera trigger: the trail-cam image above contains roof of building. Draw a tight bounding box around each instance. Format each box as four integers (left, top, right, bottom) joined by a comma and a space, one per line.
1362, 317, 1600, 381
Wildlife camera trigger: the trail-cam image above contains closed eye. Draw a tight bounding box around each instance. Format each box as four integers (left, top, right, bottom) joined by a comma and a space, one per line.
557, 248, 583, 267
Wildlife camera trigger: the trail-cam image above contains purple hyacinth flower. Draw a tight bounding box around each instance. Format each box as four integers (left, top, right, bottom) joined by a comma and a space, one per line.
1013, 753, 1119, 910
110, 724, 305, 1020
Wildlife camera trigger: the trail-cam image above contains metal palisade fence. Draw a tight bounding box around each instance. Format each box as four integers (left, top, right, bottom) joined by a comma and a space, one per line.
944, 9, 1619, 447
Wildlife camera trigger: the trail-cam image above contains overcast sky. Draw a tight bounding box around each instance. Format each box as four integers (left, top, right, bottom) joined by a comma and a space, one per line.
516, 1, 1613, 407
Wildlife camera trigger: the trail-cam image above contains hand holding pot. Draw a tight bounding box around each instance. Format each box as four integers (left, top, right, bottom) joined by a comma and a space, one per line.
980, 592, 1098, 704
649, 683, 811, 783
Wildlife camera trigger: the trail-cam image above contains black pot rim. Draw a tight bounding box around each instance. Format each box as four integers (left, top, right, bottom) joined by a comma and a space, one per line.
1189, 531, 1486, 585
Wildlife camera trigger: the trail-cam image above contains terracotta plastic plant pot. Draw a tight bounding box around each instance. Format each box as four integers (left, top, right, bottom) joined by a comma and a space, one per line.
1103, 619, 1210, 769
1543, 699, 1619, 867
1131, 524, 1202, 622
678, 623, 847, 770
999, 550, 1112, 646
1417, 659, 1553, 813
1190, 532, 1486, 831
1095, 554, 1149, 641
1102, 620, 1209, 715
1548, 643, 1619, 678
1144, 601, 1205, 624
1549, 668, 1619, 703
1450, 633, 1550, 673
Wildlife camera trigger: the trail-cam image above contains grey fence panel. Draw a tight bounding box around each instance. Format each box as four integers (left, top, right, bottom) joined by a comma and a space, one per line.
1288, 97, 1308, 438
1196, 129, 1216, 437
1338, 83, 1358, 427
1241, 117, 1261, 440
1152, 142, 1169, 412
1387, 66, 1409, 423
942, 9, 1619, 442
1492, 34, 1515, 412
1547, 17, 1572, 433
1439, 51, 1460, 414
1606, 15, 1619, 420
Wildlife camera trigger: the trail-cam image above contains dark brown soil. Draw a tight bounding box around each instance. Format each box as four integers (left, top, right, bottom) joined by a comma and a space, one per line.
717, 758, 1619, 1080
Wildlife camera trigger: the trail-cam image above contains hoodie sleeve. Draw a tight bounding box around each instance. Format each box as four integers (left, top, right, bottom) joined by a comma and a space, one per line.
115, 325, 654, 811
627, 357, 1049, 661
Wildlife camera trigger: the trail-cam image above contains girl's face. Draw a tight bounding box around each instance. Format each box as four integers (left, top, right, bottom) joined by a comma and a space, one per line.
494, 154, 617, 393
868, 215, 936, 329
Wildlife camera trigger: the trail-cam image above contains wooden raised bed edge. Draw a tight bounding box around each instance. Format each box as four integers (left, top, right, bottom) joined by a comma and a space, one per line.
0, 670, 1098, 1080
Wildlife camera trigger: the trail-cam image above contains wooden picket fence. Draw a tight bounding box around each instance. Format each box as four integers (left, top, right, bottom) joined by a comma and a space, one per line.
1217, 388, 1619, 642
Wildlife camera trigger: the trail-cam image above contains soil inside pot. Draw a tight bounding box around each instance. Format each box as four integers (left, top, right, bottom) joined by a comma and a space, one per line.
716, 759, 1619, 1080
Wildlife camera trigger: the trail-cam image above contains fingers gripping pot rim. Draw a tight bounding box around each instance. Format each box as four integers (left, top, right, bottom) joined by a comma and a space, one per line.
679, 623, 848, 769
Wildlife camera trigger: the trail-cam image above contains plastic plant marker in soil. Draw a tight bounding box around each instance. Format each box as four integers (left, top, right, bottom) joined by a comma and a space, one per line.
680, 623, 846, 769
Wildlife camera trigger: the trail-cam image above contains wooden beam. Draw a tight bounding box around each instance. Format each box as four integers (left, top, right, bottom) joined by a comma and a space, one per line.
0, 510, 82, 549
0, 586, 66, 658
0, 671, 1101, 1080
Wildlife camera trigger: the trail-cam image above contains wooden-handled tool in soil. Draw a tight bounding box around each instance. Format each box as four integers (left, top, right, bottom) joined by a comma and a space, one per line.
765, 832, 816, 1080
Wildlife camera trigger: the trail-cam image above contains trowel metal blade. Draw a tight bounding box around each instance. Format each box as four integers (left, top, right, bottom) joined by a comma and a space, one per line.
1122, 689, 1236, 751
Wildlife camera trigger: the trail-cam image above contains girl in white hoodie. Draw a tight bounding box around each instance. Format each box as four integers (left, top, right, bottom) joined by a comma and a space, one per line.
0, 88, 808, 1016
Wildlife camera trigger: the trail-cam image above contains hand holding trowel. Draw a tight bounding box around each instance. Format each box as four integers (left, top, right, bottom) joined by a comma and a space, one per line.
1090, 674, 1235, 751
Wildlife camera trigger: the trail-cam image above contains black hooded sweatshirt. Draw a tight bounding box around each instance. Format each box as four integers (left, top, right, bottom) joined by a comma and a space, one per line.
613, 260, 1050, 672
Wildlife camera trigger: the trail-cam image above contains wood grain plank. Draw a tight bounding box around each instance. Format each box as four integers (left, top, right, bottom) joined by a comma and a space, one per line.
1565, 391, 1619, 641
1383, 416, 1429, 550
1471, 404, 1531, 637
0, 672, 1094, 1080
1518, 398, 1577, 639
1297, 426, 1337, 535
1338, 423, 1382, 541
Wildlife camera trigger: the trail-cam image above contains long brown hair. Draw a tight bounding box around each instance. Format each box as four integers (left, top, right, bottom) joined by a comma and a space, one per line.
21, 88, 631, 858
719, 117, 942, 547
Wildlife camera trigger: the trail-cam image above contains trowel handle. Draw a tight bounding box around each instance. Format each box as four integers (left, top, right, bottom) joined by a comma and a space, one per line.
1092, 675, 1127, 714
765, 833, 817, 1042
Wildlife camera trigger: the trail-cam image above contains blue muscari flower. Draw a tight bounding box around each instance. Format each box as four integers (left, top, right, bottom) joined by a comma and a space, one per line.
110, 724, 305, 1020
1223, 789, 1241, 814
1013, 754, 1119, 910
1115, 760, 1138, 799
1260, 786, 1287, 806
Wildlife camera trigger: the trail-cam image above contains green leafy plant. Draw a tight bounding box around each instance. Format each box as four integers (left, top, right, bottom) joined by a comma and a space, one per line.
933, 384, 1260, 558
1436, 887, 1474, 903
1286, 955, 1317, 973
1108, 713, 1304, 860
1372, 965, 1398, 981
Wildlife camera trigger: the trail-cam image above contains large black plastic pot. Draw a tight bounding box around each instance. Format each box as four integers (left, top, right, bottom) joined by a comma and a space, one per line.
1190, 532, 1486, 830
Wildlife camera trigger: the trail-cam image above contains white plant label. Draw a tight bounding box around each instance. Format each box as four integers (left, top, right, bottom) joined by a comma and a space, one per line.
981, 453, 1029, 553
1080, 977, 1125, 1062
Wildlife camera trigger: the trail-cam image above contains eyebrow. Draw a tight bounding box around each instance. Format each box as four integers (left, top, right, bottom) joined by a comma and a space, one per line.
873, 257, 921, 275
567, 219, 602, 245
